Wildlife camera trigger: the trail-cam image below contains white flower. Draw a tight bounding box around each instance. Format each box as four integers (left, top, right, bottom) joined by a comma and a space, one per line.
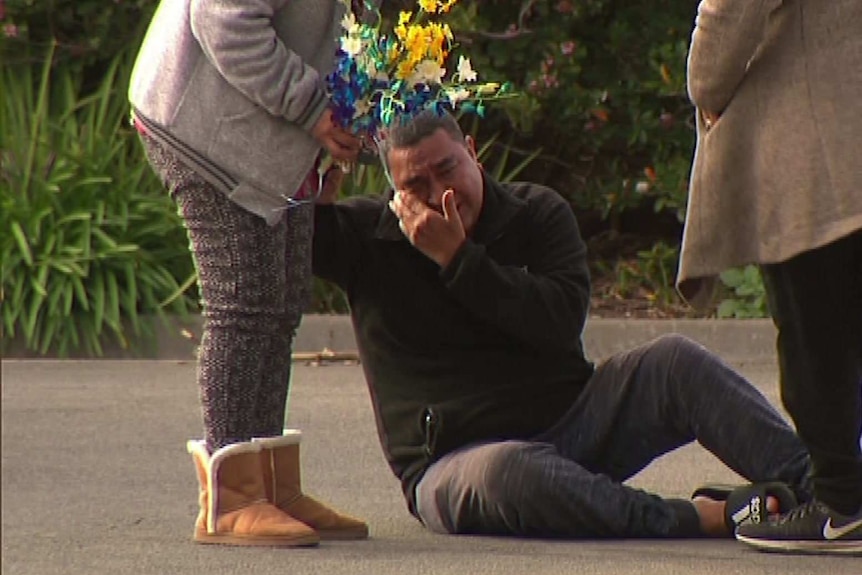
341, 12, 359, 34
341, 35, 363, 56
455, 56, 477, 83
408, 60, 446, 86
357, 52, 377, 77
353, 98, 372, 119
445, 87, 471, 105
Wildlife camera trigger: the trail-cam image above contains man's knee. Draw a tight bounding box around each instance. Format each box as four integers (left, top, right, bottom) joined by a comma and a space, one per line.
418, 441, 555, 535
477, 441, 553, 503
641, 334, 717, 375
650, 333, 704, 356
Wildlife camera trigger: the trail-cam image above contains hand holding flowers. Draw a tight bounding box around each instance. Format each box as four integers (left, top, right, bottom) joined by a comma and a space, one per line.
311, 108, 362, 163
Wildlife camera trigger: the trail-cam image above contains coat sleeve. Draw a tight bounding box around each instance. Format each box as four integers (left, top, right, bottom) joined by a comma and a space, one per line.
312, 203, 365, 293
687, 0, 782, 114
188, 0, 329, 131
440, 192, 590, 353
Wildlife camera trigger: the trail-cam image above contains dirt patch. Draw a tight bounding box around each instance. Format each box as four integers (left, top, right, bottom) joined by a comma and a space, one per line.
584, 229, 710, 319
588, 266, 702, 319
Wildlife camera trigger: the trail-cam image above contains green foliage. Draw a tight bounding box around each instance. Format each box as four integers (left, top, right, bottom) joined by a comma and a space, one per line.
0, 43, 196, 356
716, 265, 769, 319
379, 1, 699, 229
614, 241, 681, 307
0, 0, 723, 343
4, 1, 701, 237
0, 0, 158, 72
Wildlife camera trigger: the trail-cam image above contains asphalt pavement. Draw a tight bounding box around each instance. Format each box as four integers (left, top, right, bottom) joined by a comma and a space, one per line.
3, 317, 860, 575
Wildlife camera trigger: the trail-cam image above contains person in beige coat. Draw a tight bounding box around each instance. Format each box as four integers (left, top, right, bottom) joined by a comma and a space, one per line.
678, 0, 862, 555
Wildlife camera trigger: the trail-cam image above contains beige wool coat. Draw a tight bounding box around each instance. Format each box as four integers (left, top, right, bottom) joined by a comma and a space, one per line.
677, 0, 862, 308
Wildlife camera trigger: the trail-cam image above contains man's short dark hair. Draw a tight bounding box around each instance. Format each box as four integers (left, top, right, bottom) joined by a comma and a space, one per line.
378, 110, 466, 162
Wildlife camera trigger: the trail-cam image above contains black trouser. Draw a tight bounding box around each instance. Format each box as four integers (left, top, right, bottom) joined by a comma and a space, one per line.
416, 335, 811, 537
761, 230, 862, 515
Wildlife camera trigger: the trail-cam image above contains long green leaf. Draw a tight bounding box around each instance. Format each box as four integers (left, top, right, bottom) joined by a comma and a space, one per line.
92, 268, 105, 335
123, 262, 139, 334
92, 227, 118, 249
105, 270, 120, 330
23, 288, 45, 343
39, 304, 60, 355
503, 148, 542, 182
159, 271, 198, 308
71, 275, 90, 312
62, 279, 74, 316
10, 221, 33, 266
56, 212, 93, 226
22, 41, 55, 197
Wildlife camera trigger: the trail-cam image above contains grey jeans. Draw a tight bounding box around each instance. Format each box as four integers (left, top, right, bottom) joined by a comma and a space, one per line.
415, 334, 811, 538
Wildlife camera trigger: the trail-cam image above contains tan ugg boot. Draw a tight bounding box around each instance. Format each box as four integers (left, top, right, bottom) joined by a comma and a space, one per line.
186, 440, 319, 547
254, 431, 369, 540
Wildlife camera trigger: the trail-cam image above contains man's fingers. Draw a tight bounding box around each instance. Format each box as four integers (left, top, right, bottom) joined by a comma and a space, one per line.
389, 198, 410, 227
442, 189, 461, 225
391, 191, 418, 217
393, 190, 408, 210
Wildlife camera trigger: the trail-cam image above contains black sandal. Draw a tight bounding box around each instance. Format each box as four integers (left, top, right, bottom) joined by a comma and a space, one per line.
691, 482, 798, 531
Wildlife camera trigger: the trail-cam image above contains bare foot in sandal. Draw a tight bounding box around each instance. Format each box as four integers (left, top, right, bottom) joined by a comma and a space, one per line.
693, 495, 780, 537
690, 482, 799, 537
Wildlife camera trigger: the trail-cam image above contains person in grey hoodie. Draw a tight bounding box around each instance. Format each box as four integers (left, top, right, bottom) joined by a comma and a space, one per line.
128, 0, 367, 547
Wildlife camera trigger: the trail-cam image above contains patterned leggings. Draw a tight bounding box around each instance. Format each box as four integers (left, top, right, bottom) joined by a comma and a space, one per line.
142, 136, 313, 451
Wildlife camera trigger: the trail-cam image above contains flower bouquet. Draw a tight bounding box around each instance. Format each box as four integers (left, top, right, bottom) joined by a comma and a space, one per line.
325, 0, 515, 160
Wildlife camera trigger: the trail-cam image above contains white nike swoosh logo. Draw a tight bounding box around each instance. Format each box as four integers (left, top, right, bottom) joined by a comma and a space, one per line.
822, 517, 862, 540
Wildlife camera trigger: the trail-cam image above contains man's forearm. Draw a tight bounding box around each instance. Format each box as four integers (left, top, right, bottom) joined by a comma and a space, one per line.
442, 240, 590, 353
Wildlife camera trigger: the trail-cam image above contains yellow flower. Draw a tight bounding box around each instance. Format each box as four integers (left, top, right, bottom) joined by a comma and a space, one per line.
396, 59, 417, 80
426, 22, 451, 65
402, 26, 427, 62
439, 0, 459, 13
476, 82, 500, 95
385, 44, 402, 68
395, 11, 412, 41
417, 0, 460, 13
418, 0, 437, 13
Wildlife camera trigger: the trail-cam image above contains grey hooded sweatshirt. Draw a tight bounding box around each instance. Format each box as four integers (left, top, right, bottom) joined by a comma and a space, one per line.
129, 0, 345, 224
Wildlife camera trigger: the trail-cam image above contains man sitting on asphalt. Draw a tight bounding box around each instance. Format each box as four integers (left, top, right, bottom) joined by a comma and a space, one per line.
311, 110, 811, 539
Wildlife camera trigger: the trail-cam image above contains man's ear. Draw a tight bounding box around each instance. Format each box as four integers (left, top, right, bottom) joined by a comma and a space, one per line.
465, 135, 481, 166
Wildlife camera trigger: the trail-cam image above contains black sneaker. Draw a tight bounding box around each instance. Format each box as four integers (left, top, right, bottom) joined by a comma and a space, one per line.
735, 499, 862, 555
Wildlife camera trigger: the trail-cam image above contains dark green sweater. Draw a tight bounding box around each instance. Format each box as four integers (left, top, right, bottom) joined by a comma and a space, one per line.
312, 177, 595, 515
